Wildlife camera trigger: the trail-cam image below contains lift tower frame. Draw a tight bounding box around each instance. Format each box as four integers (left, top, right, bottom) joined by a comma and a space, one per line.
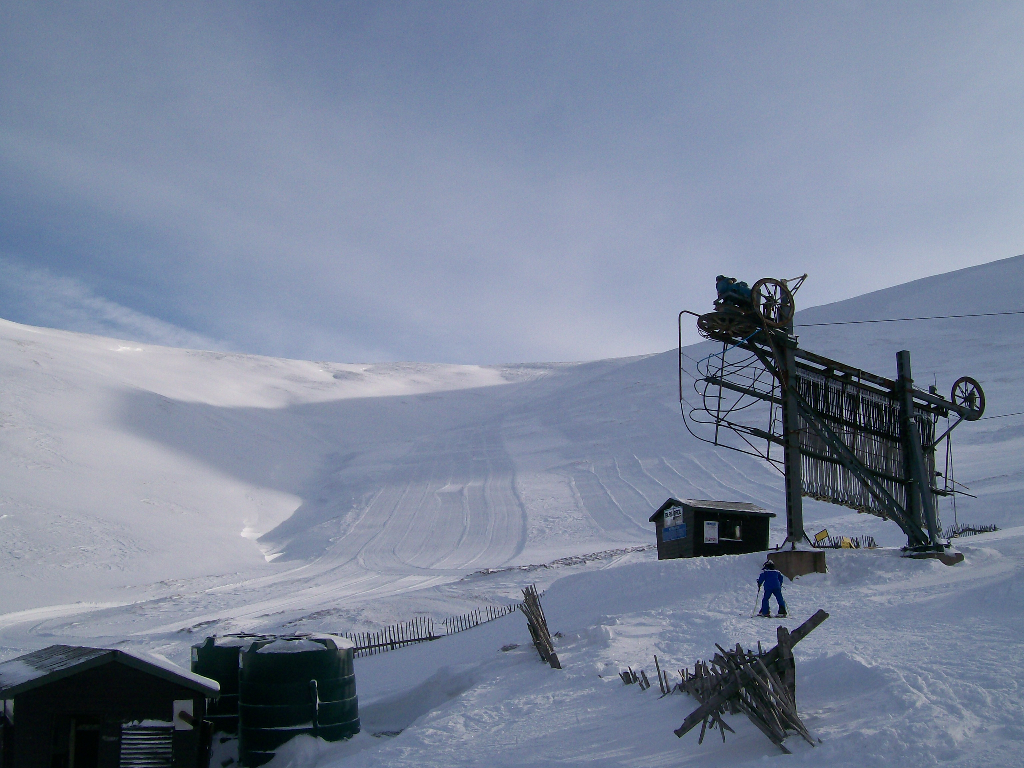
680, 276, 985, 555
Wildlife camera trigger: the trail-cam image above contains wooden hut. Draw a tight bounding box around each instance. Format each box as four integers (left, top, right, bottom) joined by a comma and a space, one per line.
0, 645, 219, 768
649, 497, 775, 559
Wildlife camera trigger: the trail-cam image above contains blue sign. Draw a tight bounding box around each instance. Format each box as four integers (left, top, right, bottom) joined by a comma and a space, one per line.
662, 523, 687, 542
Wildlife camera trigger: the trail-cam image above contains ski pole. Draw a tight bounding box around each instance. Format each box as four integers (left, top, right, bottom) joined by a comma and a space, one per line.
752, 584, 762, 617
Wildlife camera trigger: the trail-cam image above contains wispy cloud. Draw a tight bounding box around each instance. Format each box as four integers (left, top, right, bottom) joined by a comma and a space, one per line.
0, 255, 225, 351
0, 2, 1022, 364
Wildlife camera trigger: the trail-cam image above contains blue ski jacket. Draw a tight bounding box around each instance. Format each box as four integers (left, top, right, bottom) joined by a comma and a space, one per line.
757, 567, 784, 592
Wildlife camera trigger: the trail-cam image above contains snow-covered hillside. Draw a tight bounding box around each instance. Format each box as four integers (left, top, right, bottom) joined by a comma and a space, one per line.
0, 256, 1022, 765
0, 256, 1021, 691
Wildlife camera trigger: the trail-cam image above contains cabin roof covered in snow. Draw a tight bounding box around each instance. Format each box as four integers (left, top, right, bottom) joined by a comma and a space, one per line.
0, 644, 220, 698
649, 497, 774, 522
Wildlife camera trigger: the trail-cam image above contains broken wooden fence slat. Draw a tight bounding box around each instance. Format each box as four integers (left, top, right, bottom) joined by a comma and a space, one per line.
776, 625, 796, 704
521, 584, 561, 669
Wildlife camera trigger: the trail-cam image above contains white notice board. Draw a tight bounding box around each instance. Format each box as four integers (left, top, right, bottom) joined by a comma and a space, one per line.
173, 700, 194, 730
703, 520, 719, 544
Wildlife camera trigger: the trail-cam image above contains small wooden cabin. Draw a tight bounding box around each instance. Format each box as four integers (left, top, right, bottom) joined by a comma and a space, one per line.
649, 498, 775, 559
0, 645, 219, 768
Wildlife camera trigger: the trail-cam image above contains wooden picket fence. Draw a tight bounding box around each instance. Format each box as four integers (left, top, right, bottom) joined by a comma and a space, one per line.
344, 616, 437, 658
943, 522, 998, 539
441, 604, 518, 634
344, 603, 519, 659
812, 534, 877, 549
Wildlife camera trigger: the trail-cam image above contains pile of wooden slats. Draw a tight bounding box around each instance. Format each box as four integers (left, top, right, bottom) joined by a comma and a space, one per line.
674, 609, 828, 754
521, 584, 561, 669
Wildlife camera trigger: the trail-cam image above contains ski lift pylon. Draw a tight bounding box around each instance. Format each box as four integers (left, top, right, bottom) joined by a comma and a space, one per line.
679, 272, 983, 560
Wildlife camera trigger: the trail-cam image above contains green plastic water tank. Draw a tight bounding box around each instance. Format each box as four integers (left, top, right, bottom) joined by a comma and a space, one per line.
191, 636, 261, 734
238, 635, 359, 766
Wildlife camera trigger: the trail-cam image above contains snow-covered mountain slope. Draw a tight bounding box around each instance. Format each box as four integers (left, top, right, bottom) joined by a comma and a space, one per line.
0, 256, 1021, 659
0, 326, 531, 612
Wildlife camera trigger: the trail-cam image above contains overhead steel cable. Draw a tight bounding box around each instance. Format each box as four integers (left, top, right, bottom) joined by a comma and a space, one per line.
979, 410, 1024, 420
796, 309, 1024, 327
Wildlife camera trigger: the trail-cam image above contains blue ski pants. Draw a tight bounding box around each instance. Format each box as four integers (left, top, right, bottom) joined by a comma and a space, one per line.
761, 585, 786, 615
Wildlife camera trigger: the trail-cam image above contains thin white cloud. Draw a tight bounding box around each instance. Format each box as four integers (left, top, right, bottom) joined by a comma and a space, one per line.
0, 255, 225, 351
0, 2, 1022, 364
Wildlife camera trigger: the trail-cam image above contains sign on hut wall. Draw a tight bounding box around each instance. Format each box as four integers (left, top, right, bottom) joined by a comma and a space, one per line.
703, 521, 719, 544
662, 506, 687, 542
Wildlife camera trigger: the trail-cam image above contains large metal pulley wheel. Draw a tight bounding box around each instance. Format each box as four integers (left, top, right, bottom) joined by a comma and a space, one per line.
750, 278, 796, 329
697, 310, 757, 340
950, 376, 985, 420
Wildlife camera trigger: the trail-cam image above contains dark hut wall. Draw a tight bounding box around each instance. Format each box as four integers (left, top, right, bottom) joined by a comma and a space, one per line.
655, 507, 695, 559
690, 509, 771, 557
11, 664, 206, 768
652, 501, 773, 560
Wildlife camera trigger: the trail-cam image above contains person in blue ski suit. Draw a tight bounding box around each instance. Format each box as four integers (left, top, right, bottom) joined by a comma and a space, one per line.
757, 560, 787, 617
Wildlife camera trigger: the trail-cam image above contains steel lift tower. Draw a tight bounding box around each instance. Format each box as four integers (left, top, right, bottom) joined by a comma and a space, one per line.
679, 275, 984, 570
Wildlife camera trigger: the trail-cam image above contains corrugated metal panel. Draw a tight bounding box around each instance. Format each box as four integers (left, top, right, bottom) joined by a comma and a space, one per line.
678, 499, 769, 513
651, 497, 773, 523
0, 644, 219, 697
0, 646, 111, 693
119, 724, 173, 768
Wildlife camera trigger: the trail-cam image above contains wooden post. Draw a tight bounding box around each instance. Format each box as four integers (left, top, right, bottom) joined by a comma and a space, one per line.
776, 626, 795, 706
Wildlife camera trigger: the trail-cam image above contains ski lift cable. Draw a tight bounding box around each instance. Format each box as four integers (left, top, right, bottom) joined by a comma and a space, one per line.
796, 309, 1024, 327
978, 410, 1024, 420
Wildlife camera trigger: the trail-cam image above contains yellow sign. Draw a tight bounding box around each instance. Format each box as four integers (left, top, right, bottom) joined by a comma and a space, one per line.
814, 529, 829, 543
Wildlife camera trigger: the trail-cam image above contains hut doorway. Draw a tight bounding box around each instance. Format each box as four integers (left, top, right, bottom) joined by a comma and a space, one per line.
71, 719, 100, 768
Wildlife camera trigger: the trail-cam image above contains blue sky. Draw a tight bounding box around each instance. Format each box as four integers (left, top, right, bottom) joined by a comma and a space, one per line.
1, 1, 1022, 363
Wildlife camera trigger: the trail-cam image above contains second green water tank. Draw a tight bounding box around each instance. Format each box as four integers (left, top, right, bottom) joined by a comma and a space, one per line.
238, 635, 359, 766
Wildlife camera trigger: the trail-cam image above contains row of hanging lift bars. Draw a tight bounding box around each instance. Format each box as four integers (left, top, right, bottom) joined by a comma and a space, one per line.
678, 274, 985, 559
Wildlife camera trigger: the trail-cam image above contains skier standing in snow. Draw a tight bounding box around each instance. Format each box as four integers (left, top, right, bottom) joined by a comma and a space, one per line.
757, 559, 787, 617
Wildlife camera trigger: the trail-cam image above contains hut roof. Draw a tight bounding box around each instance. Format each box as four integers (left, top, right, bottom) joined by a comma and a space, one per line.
649, 497, 775, 522
0, 645, 220, 698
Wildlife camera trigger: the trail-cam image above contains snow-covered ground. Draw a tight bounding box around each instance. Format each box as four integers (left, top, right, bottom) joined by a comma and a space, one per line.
0, 256, 1022, 765
273, 528, 1023, 768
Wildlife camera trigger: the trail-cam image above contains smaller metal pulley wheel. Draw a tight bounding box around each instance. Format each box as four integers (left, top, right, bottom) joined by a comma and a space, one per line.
950, 376, 985, 420
750, 278, 795, 329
